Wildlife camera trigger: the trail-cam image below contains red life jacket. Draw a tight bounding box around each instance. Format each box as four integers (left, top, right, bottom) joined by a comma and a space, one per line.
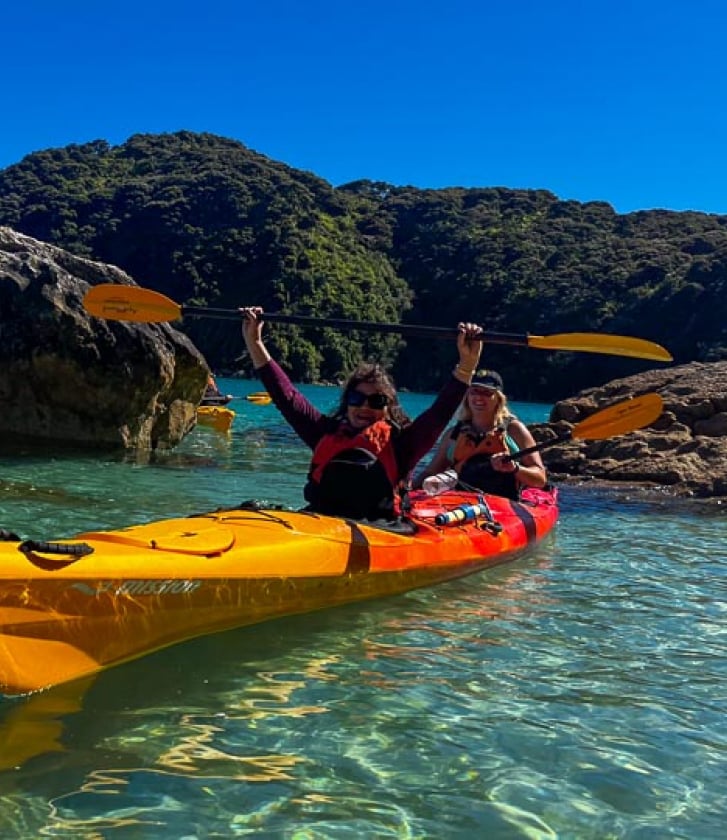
310, 420, 400, 485
308, 420, 402, 517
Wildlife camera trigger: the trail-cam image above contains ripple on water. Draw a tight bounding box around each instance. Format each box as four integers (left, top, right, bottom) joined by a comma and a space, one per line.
1, 397, 726, 838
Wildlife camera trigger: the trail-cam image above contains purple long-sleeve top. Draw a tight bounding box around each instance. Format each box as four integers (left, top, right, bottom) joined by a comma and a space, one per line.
257, 359, 468, 479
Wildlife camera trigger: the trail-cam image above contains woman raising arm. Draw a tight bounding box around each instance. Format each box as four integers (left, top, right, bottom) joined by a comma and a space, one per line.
241, 307, 483, 520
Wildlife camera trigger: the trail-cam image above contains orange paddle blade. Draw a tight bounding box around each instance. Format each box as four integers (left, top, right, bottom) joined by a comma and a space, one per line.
529, 333, 672, 362
84, 285, 182, 323
574, 393, 664, 440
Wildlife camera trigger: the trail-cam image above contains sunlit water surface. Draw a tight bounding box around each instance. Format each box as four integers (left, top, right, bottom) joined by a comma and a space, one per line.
1, 382, 725, 838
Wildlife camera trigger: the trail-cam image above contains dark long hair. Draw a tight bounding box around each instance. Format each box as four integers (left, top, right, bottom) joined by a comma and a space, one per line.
333, 362, 411, 427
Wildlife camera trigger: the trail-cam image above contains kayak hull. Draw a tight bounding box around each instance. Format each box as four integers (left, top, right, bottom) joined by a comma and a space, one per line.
0, 488, 558, 695
196, 405, 235, 432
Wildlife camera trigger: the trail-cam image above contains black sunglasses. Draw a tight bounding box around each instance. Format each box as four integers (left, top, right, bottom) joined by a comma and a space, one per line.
346, 390, 389, 410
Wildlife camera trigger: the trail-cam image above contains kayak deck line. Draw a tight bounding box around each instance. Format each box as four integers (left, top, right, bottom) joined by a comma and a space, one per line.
0, 488, 558, 696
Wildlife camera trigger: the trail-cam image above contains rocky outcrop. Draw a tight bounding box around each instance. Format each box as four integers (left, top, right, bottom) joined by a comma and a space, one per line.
0, 227, 208, 449
535, 361, 727, 498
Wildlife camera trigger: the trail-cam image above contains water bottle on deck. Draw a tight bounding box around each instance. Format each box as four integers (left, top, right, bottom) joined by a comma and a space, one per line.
422, 468, 458, 496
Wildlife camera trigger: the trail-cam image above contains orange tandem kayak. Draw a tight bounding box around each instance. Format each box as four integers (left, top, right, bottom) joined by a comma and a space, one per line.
0, 487, 557, 695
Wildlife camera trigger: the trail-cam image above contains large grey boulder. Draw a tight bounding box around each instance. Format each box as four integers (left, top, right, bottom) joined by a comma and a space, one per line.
0, 227, 208, 449
536, 361, 727, 498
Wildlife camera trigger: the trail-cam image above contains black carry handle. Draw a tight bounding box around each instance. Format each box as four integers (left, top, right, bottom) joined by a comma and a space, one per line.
18, 540, 94, 557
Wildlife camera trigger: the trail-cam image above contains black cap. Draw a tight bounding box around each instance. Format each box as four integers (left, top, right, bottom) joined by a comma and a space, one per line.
471, 369, 503, 390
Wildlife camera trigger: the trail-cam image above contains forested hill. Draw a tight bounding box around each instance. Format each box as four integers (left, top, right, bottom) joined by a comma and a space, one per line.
1, 131, 726, 400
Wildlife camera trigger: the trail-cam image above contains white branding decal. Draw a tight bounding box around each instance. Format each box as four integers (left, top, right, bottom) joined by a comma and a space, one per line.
71, 579, 202, 596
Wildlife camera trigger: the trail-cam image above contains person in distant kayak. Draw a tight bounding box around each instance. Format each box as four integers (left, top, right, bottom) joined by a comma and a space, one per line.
240, 307, 483, 521
201, 374, 233, 406
415, 369, 547, 500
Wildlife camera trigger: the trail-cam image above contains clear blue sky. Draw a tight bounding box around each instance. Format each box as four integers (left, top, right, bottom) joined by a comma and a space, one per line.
5, 0, 726, 215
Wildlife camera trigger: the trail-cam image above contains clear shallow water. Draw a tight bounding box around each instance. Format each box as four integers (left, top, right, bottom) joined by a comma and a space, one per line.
1, 382, 725, 838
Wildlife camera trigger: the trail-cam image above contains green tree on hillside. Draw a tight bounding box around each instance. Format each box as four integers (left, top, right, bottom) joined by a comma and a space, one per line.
1, 132, 726, 398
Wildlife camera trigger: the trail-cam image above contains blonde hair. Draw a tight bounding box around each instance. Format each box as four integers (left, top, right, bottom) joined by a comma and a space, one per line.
457, 388, 513, 429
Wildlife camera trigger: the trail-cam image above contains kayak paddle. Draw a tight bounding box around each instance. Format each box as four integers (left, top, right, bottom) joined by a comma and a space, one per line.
509, 392, 664, 460
201, 392, 272, 406
83, 284, 673, 362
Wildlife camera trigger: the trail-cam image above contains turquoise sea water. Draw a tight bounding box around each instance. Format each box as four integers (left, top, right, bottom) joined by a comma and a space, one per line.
1, 381, 725, 838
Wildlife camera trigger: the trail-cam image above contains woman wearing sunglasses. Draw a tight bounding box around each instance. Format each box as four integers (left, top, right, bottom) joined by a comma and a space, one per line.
416, 369, 547, 500
240, 307, 483, 521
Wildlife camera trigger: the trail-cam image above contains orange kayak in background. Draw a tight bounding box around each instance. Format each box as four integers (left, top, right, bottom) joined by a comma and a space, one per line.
0, 488, 558, 696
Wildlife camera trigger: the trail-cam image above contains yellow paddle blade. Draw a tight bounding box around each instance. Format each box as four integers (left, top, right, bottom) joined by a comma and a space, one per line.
529, 333, 672, 362
83, 285, 182, 323
574, 393, 664, 440
246, 394, 273, 405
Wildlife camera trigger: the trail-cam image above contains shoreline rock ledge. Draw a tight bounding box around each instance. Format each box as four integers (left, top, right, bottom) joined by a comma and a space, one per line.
0, 227, 208, 450
533, 361, 727, 500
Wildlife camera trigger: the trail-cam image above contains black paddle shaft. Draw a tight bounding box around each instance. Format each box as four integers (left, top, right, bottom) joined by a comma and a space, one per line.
181, 305, 531, 345
502, 430, 573, 462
